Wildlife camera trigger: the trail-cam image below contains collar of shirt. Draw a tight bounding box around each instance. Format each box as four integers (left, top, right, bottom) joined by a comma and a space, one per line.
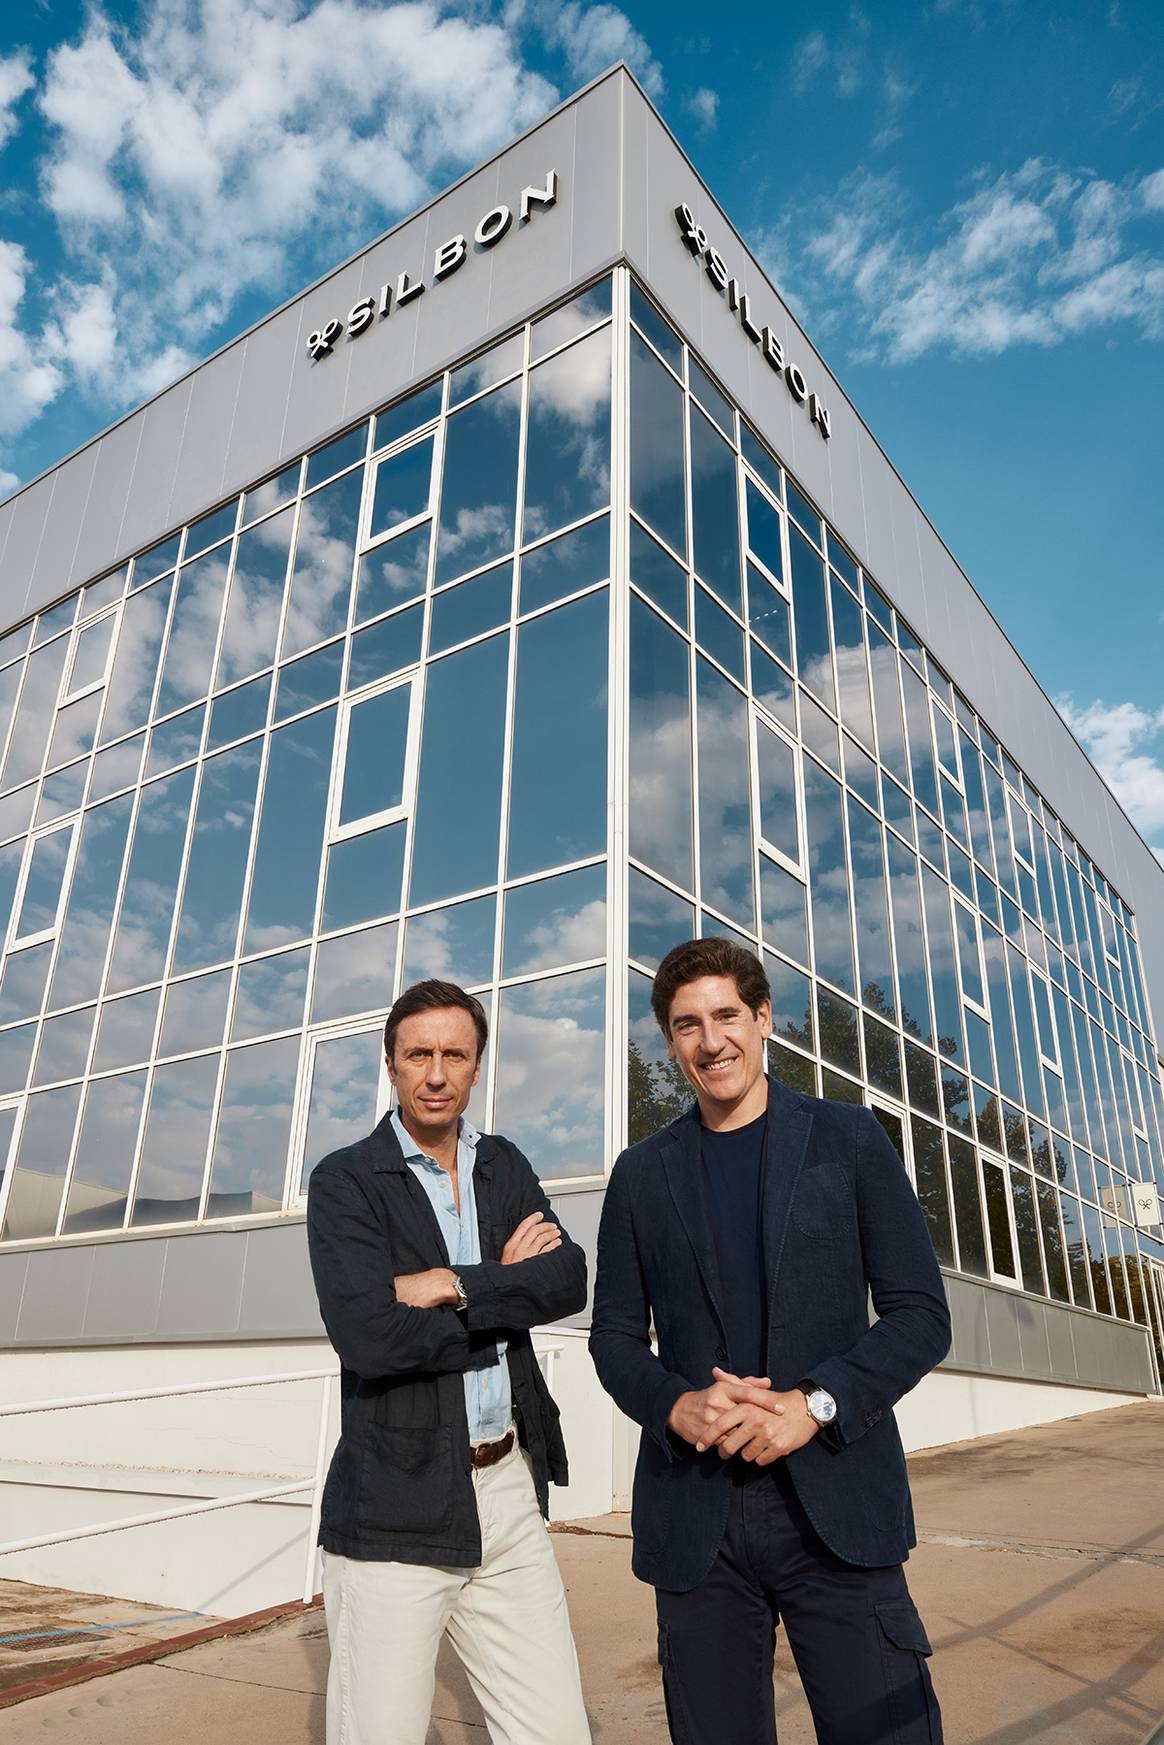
389, 1106, 481, 1166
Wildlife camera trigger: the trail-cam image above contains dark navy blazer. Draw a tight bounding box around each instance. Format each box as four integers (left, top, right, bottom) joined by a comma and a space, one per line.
589, 1076, 951, 1591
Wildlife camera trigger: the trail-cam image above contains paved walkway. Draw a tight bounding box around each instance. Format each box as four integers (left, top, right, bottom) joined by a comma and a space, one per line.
1, 1400, 1162, 1743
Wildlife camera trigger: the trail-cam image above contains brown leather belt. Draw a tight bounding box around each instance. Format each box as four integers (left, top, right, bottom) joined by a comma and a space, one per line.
470, 1428, 515, 1470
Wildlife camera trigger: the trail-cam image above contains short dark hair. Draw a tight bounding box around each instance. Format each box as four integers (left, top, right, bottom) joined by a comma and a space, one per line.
384, 979, 489, 1062
651, 937, 770, 1034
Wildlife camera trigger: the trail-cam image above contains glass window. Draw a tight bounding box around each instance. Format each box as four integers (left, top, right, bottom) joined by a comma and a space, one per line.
864, 1013, 902, 1098
695, 586, 744, 683
921, 869, 964, 1065
1, 1084, 83, 1239
410, 635, 507, 906
949, 1136, 988, 1278
207, 674, 271, 750
300, 1027, 384, 1190
34, 598, 79, 645
756, 719, 799, 866
830, 579, 874, 750
145, 704, 204, 776
215, 506, 295, 688
403, 894, 496, 988
337, 683, 412, 832
436, 380, 521, 585
0, 1022, 35, 1094
245, 707, 336, 952
630, 519, 685, 626
154, 547, 232, 718
900, 662, 938, 818
953, 900, 985, 1010
942, 1060, 972, 1135
311, 920, 398, 1024
750, 641, 795, 732
33, 1006, 95, 1086
14, 825, 73, 943
323, 822, 406, 933
911, 1114, 954, 1266
690, 406, 741, 615
504, 865, 605, 977
688, 356, 733, 438
867, 622, 908, 788
740, 425, 781, 500
803, 760, 853, 995
508, 594, 607, 880
1035, 1177, 1070, 1300
354, 522, 431, 625
93, 987, 160, 1071
818, 986, 860, 1076
628, 868, 693, 972
799, 690, 839, 775
68, 615, 115, 697
630, 331, 686, 560
306, 423, 367, 489
232, 947, 310, 1041
47, 794, 135, 1009
107, 767, 196, 992
744, 479, 782, 585
375, 381, 442, 452
159, 969, 232, 1057
905, 1040, 941, 1118
630, 599, 692, 893
281, 469, 364, 659
171, 743, 262, 974
630, 281, 681, 373
429, 563, 512, 655
2, 638, 71, 790
368, 436, 434, 540
523, 327, 611, 544
759, 856, 808, 966
789, 524, 833, 714
35, 764, 84, 831
887, 836, 932, 1047
748, 563, 791, 669
186, 499, 238, 559
494, 968, 604, 1177
99, 579, 172, 745
0, 664, 22, 764
766, 954, 813, 1052
274, 640, 343, 721
532, 279, 611, 359
60, 1070, 147, 1235
982, 1157, 1017, 1278
521, 515, 609, 616
1059, 1192, 1093, 1306
697, 659, 753, 931
133, 531, 181, 587
129, 1053, 218, 1226
629, 967, 691, 1142
0, 786, 34, 846
847, 798, 895, 1022
449, 334, 524, 405
242, 461, 300, 526
205, 1036, 299, 1218
785, 479, 821, 546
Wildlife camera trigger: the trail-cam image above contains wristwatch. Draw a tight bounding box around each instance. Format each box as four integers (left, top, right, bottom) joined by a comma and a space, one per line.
451, 1274, 470, 1311
797, 1380, 837, 1427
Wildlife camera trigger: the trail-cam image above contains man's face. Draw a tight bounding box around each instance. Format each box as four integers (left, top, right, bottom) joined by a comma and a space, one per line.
386, 1007, 481, 1139
664, 975, 771, 1112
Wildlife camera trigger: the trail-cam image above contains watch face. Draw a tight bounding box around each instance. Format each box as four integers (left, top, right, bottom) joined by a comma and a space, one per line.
810, 1391, 837, 1423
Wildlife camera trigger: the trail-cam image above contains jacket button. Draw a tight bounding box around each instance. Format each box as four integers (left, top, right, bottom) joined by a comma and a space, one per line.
714, 1347, 727, 1363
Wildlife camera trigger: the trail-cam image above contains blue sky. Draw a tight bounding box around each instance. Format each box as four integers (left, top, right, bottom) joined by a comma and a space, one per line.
0, 0, 1162, 852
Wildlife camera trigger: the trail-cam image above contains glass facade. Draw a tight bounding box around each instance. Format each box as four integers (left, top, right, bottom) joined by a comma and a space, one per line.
0, 265, 1161, 1386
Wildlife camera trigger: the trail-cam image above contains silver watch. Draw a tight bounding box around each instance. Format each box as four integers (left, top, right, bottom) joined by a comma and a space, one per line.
800, 1384, 837, 1426
452, 1274, 469, 1311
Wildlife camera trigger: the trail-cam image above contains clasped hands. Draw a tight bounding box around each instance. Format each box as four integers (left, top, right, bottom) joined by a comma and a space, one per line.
667, 1367, 819, 1465
393, 1212, 562, 1308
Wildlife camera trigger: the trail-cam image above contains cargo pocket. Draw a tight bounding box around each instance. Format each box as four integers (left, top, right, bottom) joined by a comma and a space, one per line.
875, 1601, 942, 1743
657, 1623, 695, 1745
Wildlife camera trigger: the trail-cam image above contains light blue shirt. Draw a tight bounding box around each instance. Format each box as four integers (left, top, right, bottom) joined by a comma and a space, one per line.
390, 1107, 512, 1445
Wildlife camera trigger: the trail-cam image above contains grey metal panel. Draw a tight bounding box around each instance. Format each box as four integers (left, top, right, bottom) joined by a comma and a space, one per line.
84, 1237, 165, 1341
156, 1230, 245, 1337
3, 475, 56, 623
32, 445, 98, 608
1045, 1300, 1078, 1381
226, 309, 304, 494
237, 1222, 324, 1337
982, 1287, 1023, 1374
942, 1275, 990, 1371
549, 1187, 604, 1325
0, 1250, 28, 1340
170, 346, 247, 525
70, 417, 144, 595
281, 258, 370, 466
1014, 1296, 1053, 1379
117, 380, 193, 559
17, 1244, 94, 1342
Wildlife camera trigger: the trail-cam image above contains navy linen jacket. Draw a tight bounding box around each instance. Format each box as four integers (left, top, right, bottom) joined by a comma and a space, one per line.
589, 1076, 951, 1591
307, 1112, 587, 1566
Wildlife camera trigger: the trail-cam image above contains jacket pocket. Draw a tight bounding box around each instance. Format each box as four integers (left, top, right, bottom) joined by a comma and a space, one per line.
875, 1601, 941, 1742
791, 1161, 854, 1239
358, 1424, 455, 1536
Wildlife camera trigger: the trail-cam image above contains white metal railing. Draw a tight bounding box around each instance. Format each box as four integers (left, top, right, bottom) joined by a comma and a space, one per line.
0, 1343, 565, 1611
0, 1367, 336, 1605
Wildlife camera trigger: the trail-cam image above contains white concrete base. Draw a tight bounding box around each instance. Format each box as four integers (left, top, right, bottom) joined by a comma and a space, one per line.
895, 1366, 1148, 1453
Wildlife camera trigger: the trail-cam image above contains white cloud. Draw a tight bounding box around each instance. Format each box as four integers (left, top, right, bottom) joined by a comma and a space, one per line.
544, 2, 663, 100
0, 468, 18, 496
0, 240, 65, 440
684, 87, 718, 131
1057, 696, 1164, 848
0, 51, 34, 151
766, 156, 1164, 362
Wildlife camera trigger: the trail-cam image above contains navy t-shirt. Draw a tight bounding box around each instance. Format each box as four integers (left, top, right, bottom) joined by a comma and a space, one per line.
700, 1111, 767, 1382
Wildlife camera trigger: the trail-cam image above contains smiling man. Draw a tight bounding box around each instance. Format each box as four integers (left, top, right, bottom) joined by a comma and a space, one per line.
306, 978, 591, 1745
590, 937, 951, 1744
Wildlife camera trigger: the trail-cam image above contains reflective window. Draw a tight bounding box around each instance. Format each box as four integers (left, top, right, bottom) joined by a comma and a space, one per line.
629, 599, 692, 892
629, 282, 681, 372
306, 424, 367, 488
3, 638, 70, 789
750, 641, 795, 731
409, 636, 507, 906
531, 279, 610, 359
61, 1070, 146, 1235
847, 798, 895, 1022
688, 357, 733, 439
911, 1114, 954, 1266
744, 479, 783, 585
429, 563, 512, 655
403, 895, 496, 988
369, 436, 434, 539
323, 823, 406, 933
93, 988, 161, 1071
803, 761, 853, 994
697, 659, 753, 930
355, 523, 431, 624
494, 968, 604, 1177
338, 684, 411, 831
628, 868, 694, 972
107, 768, 197, 992
146, 705, 204, 776
311, 920, 398, 1024
630, 520, 685, 626
830, 580, 874, 749
33, 1006, 95, 1087
756, 720, 799, 866
982, 1157, 1017, 1278
523, 327, 611, 543
246, 708, 336, 951
759, 857, 808, 966
2, 1084, 82, 1240
450, 334, 524, 404
281, 469, 363, 659
522, 516, 609, 616
155, 548, 232, 718
171, 743, 262, 973
508, 593, 607, 879
275, 640, 343, 720
15, 826, 73, 942
130, 1053, 219, 1226
232, 948, 310, 1041
159, 969, 232, 1057
630, 333, 685, 559
205, 1037, 299, 1217
301, 1028, 383, 1188
949, 1136, 988, 1278
435, 381, 521, 585
690, 407, 741, 615
789, 525, 833, 714
887, 837, 932, 1047
216, 507, 295, 687
49, 794, 134, 1008
504, 865, 606, 977
375, 381, 442, 451
0, 941, 52, 1025
208, 674, 271, 750
68, 615, 115, 696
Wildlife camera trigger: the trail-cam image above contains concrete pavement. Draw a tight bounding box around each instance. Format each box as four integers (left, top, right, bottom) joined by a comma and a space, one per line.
1, 1399, 1161, 1743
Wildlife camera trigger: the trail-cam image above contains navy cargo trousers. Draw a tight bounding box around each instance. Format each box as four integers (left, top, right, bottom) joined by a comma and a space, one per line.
654, 1464, 943, 1745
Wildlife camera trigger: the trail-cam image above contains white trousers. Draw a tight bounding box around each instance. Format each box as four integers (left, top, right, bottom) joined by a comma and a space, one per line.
322, 1440, 591, 1745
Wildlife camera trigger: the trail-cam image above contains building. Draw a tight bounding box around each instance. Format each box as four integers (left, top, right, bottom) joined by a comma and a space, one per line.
0, 66, 1161, 1615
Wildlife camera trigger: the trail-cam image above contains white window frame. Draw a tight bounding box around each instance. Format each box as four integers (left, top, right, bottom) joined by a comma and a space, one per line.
740, 467, 789, 601
361, 428, 439, 554
930, 695, 962, 788
62, 606, 118, 704
328, 670, 420, 845
952, 894, 989, 1020
981, 1151, 1023, 1289
751, 709, 804, 878
7, 816, 77, 952
290, 1018, 390, 1208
